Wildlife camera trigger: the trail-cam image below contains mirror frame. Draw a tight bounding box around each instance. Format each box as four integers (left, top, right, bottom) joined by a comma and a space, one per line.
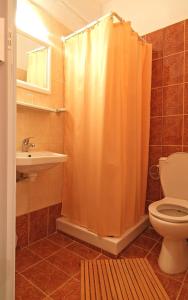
16, 29, 51, 94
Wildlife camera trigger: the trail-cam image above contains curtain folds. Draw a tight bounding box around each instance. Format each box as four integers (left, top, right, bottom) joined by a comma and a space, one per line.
63, 17, 152, 237
27, 47, 48, 88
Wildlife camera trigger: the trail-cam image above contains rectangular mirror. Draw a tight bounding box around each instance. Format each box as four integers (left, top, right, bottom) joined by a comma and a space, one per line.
16, 30, 51, 94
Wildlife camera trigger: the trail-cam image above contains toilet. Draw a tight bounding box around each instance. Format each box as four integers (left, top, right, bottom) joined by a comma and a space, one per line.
149, 152, 188, 274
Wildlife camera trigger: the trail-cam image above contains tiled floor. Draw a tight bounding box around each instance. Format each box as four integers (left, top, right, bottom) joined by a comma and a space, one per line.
16, 227, 188, 299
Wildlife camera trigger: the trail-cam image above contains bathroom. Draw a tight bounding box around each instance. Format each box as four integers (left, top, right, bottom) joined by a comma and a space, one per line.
0, 0, 188, 299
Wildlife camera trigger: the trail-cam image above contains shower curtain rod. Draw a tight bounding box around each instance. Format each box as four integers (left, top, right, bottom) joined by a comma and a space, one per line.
62, 12, 123, 42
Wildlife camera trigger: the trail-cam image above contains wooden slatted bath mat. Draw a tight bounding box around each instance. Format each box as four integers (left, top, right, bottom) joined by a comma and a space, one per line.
81, 258, 169, 300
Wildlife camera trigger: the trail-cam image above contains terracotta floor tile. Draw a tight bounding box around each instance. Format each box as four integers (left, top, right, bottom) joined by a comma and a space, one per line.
16, 273, 46, 300
46, 248, 82, 276
51, 278, 80, 300
47, 232, 73, 247
178, 283, 188, 299
16, 214, 29, 248
150, 241, 162, 256
72, 238, 101, 253
66, 242, 100, 259
184, 271, 188, 284
73, 272, 81, 281
16, 248, 42, 272
29, 239, 61, 258
147, 253, 186, 282
120, 244, 148, 258
142, 226, 161, 241
96, 254, 111, 260
132, 235, 157, 251
22, 260, 69, 295
156, 272, 182, 300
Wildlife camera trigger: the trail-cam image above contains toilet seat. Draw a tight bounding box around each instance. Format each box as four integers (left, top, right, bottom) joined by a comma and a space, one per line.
149, 197, 188, 223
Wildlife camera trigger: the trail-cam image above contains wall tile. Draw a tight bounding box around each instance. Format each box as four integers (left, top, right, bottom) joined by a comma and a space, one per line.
145, 200, 151, 213
17, 203, 63, 247
149, 117, 163, 145
185, 20, 188, 51
146, 177, 161, 201
185, 51, 188, 82
147, 19, 187, 204
183, 115, 188, 145
162, 146, 182, 157
163, 21, 184, 56
151, 88, 163, 116
184, 83, 188, 114
163, 53, 184, 85
29, 208, 48, 243
162, 116, 183, 145
151, 59, 163, 88
163, 84, 183, 115
183, 146, 188, 152
48, 203, 62, 235
146, 29, 164, 60
149, 146, 162, 166
16, 214, 28, 248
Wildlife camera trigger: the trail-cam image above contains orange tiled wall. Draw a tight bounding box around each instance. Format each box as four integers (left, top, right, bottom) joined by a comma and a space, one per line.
16, 3, 70, 216
146, 20, 188, 209
16, 203, 62, 248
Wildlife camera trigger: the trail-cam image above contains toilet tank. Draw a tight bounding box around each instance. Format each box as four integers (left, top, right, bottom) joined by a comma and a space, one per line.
159, 153, 188, 200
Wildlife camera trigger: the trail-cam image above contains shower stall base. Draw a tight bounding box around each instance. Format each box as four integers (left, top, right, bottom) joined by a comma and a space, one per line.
56, 215, 149, 255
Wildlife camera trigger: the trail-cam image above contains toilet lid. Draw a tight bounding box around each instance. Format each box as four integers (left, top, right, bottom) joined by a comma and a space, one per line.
149, 197, 188, 223
160, 152, 188, 200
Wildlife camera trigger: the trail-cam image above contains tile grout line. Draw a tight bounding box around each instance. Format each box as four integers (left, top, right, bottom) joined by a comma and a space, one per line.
149, 144, 186, 147
151, 83, 186, 90
48, 270, 81, 298
17, 231, 73, 250
17, 250, 81, 298
145, 240, 159, 258
151, 114, 185, 118
145, 239, 188, 288
17, 239, 70, 273
182, 20, 186, 149
18, 272, 49, 298
152, 49, 186, 61
63, 238, 102, 255
176, 268, 188, 299
17, 234, 101, 274
19, 253, 72, 293
61, 231, 103, 253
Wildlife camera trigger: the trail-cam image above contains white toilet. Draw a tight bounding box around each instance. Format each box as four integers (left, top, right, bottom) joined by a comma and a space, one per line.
149, 152, 188, 274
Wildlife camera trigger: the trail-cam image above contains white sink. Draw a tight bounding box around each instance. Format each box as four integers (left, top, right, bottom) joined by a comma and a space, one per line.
16, 151, 67, 174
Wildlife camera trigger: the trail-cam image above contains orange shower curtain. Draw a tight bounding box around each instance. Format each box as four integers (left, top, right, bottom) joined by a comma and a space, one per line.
63, 17, 152, 237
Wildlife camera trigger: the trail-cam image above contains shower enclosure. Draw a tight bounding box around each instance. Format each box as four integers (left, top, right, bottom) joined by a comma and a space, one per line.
57, 12, 152, 254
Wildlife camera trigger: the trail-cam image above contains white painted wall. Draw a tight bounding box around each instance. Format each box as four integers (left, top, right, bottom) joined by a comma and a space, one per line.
32, 0, 102, 31
17, 33, 42, 70
31, 0, 188, 35
102, 0, 188, 35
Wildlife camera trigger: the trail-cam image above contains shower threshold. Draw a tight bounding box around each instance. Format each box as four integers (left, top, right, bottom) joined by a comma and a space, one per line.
56, 215, 149, 255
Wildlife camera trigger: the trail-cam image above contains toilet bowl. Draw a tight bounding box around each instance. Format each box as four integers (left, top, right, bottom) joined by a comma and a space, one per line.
149, 153, 188, 274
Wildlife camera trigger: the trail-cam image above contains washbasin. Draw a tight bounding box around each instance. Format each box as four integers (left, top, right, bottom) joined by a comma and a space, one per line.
16, 151, 68, 174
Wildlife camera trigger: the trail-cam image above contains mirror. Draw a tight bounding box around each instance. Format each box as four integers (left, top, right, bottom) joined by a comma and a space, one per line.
16, 30, 51, 94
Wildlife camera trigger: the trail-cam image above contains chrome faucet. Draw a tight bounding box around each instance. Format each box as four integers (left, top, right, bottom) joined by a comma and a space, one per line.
22, 137, 35, 152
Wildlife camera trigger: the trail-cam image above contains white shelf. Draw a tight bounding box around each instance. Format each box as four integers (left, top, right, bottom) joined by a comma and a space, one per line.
16, 100, 66, 113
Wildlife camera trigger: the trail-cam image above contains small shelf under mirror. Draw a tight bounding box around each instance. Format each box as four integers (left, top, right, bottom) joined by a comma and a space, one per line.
16, 100, 66, 113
